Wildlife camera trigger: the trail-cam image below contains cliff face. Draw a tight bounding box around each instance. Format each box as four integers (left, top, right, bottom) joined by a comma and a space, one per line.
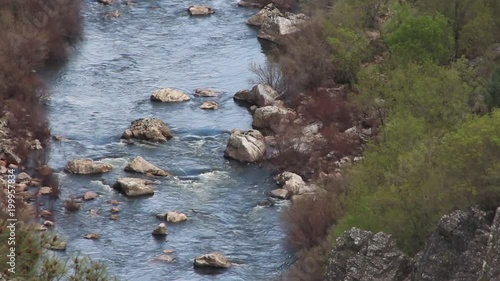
325, 206, 500, 281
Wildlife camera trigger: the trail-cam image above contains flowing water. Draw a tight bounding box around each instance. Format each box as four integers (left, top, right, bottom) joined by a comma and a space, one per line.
42, 0, 291, 280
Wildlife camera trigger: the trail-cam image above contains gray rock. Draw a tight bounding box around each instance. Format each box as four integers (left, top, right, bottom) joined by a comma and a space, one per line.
194, 252, 232, 268
224, 129, 266, 162
125, 156, 170, 176
412, 207, 491, 281
325, 228, 409, 281
83, 191, 98, 201
65, 159, 113, 174
121, 118, 173, 142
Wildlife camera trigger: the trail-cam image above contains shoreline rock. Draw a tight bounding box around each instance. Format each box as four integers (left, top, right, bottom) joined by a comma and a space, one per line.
151, 88, 191, 103
224, 129, 266, 163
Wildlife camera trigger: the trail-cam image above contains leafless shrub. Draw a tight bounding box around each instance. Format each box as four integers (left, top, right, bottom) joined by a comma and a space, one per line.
249, 60, 288, 96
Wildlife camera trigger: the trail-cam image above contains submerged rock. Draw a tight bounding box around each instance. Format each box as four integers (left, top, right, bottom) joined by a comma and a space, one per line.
121, 118, 173, 142
194, 88, 219, 97
187, 5, 214, 16
83, 233, 100, 240
113, 178, 155, 197
193, 252, 231, 268
200, 101, 219, 110
154, 254, 175, 263
151, 88, 190, 103
83, 191, 99, 201
125, 156, 170, 176
65, 159, 113, 174
224, 129, 266, 162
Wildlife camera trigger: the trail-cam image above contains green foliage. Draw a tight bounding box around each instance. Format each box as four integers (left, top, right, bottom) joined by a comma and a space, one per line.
0, 220, 117, 280
326, 27, 369, 83
485, 66, 500, 110
355, 62, 473, 130
385, 12, 454, 64
415, 0, 500, 58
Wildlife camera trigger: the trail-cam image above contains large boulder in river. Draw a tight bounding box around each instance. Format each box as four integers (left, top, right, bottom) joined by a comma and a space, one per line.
113, 178, 154, 197
258, 13, 308, 43
151, 88, 191, 103
325, 228, 409, 281
122, 118, 173, 142
247, 4, 282, 26
224, 129, 266, 163
233, 84, 280, 107
273, 171, 315, 195
125, 156, 170, 176
166, 211, 188, 223
252, 105, 295, 129
194, 252, 232, 268
187, 5, 214, 16
65, 159, 113, 174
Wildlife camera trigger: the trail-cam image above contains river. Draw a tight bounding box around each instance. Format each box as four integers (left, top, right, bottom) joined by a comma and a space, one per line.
41, 0, 290, 280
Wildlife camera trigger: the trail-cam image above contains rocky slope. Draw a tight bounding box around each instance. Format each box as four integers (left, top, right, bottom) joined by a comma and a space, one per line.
325, 206, 500, 281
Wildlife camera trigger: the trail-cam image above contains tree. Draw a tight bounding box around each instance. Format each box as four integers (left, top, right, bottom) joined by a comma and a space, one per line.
485, 66, 500, 110
385, 13, 454, 64
415, 0, 499, 58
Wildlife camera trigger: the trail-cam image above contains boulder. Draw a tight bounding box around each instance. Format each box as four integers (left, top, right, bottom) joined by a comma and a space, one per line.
166, 211, 188, 223
151, 88, 190, 103
1, 148, 21, 165
412, 207, 492, 281
125, 156, 170, 176
97, 0, 112, 4
113, 178, 154, 197
224, 129, 266, 163
200, 101, 219, 110
247, 4, 282, 26
65, 159, 113, 174
121, 118, 173, 142
152, 223, 168, 236
194, 88, 219, 97
83, 191, 99, 201
270, 188, 292, 200
110, 207, 120, 214
258, 13, 308, 43
274, 171, 311, 194
194, 252, 231, 268
187, 5, 214, 16
325, 228, 409, 281
233, 84, 280, 107
252, 105, 295, 129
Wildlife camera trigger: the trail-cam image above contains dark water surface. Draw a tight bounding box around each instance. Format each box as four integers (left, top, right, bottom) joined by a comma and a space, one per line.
43, 1, 290, 280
